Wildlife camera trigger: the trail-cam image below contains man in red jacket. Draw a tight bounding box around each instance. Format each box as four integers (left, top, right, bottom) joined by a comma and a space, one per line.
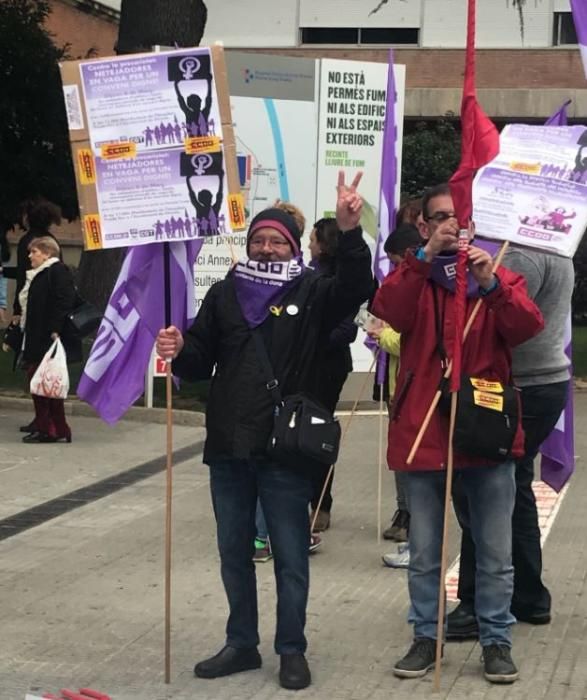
372, 184, 544, 685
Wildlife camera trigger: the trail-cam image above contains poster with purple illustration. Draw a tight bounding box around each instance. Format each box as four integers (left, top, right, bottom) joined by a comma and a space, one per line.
473, 124, 587, 258
75, 48, 234, 248
79, 49, 219, 153
94, 150, 228, 247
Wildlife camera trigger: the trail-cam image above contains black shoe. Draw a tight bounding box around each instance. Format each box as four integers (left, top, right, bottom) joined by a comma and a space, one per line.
22, 431, 57, 444
19, 421, 37, 433
482, 644, 518, 683
511, 607, 551, 625
383, 509, 410, 542
279, 653, 311, 690
194, 645, 262, 679
446, 603, 479, 640
393, 637, 439, 678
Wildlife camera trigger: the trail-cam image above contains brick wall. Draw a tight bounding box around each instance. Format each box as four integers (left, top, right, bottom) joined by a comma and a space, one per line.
232, 47, 586, 90
45, 0, 117, 58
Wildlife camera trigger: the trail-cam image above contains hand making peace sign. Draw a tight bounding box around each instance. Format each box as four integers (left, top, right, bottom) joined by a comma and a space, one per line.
335, 170, 363, 233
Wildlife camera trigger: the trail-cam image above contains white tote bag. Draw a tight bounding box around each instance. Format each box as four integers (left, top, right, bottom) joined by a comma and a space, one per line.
30, 338, 70, 399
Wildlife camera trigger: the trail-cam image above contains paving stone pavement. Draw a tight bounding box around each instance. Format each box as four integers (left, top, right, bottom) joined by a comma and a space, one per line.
0, 394, 585, 700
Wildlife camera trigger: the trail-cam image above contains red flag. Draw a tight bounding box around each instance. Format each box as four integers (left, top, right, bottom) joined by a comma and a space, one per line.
448, 0, 499, 392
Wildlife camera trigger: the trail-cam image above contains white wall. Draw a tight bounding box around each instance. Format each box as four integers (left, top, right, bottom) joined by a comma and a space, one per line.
201, 0, 563, 49
202, 0, 299, 47
299, 0, 421, 28
421, 0, 554, 48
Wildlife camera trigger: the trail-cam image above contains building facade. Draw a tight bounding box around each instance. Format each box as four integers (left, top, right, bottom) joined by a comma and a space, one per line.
45, 0, 118, 59
199, 0, 586, 120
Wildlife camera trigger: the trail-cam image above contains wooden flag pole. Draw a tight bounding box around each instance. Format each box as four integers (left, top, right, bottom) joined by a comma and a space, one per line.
433, 390, 458, 691
406, 241, 510, 465
310, 352, 378, 533
163, 244, 173, 684
377, 381, 385, 544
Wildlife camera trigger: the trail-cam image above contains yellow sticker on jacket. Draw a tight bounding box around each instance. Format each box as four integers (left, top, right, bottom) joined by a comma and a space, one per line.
473, 390, 504, 412
470, 378, 503, 393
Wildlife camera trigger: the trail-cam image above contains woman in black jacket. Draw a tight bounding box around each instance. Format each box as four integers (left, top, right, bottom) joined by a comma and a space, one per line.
308, 218, 361, 531
18, 236, 78, 443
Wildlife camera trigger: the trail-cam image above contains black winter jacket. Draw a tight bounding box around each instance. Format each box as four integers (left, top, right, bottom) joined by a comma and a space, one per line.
172, 227, 373, 464
23, 262, 79, 364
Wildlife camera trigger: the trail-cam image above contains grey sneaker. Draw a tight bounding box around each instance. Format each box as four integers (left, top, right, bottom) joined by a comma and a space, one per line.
393, 637, 439, 678
382, 543, 410, 569
482, 644, 518, 684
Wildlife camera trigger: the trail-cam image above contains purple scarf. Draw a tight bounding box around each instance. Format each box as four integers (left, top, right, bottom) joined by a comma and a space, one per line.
233, 256, 305, 328
430, 252, 480, 298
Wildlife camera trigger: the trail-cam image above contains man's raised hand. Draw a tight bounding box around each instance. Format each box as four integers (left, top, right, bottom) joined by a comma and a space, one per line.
335, 170, 363, 232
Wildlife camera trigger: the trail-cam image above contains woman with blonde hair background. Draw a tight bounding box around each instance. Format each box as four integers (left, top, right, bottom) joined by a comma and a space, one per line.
19, 236, 79, 443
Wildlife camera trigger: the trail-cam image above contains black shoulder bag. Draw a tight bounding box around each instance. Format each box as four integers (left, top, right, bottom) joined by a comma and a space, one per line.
431, 283, 519, 462
251, 329, 341, 469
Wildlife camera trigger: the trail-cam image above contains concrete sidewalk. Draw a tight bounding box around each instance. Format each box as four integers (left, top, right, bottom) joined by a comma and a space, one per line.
0, 395, 585, 700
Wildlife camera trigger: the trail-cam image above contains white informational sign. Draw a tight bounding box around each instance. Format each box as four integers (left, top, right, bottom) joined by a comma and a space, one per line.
193, 53, 320, 311
316, 59, 406, 370
77, 48, 235, 248
473, 124, 587, 258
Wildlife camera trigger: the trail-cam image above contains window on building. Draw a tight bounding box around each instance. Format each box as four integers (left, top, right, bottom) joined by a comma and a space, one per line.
301, 28, 359, 44
300, 27, 419, 46
360, 28, 419, 45
553, 12, 578, 46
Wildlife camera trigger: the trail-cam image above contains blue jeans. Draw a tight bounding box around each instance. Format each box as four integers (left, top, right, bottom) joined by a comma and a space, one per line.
209, 458, 312, 654
255, 500, 268, 541
405, 462, 516, 647
0, 272, 7, 309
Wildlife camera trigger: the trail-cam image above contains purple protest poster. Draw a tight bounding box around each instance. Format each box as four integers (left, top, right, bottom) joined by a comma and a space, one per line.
77, 48, 233, 249
473, 124, 587, 258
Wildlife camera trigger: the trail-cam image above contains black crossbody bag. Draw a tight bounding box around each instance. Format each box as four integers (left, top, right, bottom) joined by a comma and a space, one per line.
432, 284, 519, 462
251, 329, 341, 469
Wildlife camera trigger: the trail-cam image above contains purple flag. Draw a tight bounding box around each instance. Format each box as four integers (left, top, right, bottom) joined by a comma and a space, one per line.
375, 49, 397, 285
571, 0, 587, 78
373, 50, 397, 386
544, 99, 572, 126
539, 102, 575, 491
77, 240, 202, 424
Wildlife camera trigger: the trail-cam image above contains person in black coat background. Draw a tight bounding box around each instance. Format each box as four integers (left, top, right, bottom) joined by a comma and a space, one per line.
12, 198, 61, 317
18, 236, 78, 443
308, 217, 362, 532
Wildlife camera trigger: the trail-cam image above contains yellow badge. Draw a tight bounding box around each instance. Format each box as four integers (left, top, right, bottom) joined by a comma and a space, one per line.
77, 148, 95, 185
83, 214, 102, 250
470, 378, 503, 393
270, 305, 283, 317
473, 390, 504, 412
100, 141, 137, 160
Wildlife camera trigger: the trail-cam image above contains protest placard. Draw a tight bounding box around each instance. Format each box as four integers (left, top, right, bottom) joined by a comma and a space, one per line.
59, 46, 244, 251
473, 124, 587, 257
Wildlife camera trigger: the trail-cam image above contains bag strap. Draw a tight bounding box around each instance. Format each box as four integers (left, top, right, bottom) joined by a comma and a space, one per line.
250, 327, 284, 407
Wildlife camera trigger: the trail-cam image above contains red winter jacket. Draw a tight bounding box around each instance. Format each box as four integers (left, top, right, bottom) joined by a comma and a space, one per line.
371, 252, 544, 472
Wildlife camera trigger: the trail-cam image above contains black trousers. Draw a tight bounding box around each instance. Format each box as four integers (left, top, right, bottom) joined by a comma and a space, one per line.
453, 380, 570, 616
310, 367, 349, 514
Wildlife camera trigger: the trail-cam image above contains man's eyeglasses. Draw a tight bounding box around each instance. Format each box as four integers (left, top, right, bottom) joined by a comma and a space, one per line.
249, 237, 290, 248
424, 211, 457, 223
